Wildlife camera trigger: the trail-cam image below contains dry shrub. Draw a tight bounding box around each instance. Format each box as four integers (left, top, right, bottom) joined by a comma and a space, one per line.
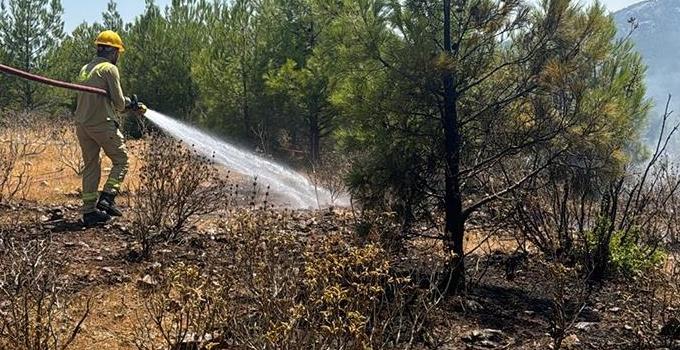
0, 238, 89, 350
508, 154, 680, 279
311, 151, 351, 206
0, 115, 43, 204
133, 263, 229, 350
130, 135, 232, 258
52, 120, 84, 176
135, 210, 436, 349
634, 259, 680, 348
353, 210, 404, 252
0, 135, 31, 203
505, 106, 680, 281
542, 262, 592, 350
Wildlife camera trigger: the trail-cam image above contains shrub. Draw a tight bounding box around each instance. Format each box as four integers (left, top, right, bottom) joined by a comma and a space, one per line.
135, 210, 436, 349
130, 135, 232, 258
608, 229, 666, 276
310, 150, 350, 206
0, 238, 90, 350
133, 263, 228, 350
583, 220, 666, 278
0, 114, 41, 204
53, 121, 84, 176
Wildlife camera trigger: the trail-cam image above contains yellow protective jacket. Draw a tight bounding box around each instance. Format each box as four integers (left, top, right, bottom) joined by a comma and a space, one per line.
74, 57, 126, 126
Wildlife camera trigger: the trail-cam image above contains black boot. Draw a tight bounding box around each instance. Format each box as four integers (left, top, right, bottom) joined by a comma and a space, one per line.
83, 209, 111, 227
97, 192, 123, 217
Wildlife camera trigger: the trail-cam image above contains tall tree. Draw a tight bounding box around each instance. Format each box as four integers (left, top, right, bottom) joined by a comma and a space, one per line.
124, 0, 208, 117
264, 0, 339, 164
266, 58, 338, 164
193, 0, 271, 141
0, 0, 64, 109
102, 0, 123, 32
337, 0, 649, 294
0, 41, 10, 109
440, 0, 466, 293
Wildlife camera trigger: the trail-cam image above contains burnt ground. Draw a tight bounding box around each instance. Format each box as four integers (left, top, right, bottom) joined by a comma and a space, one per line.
0, 202, 679, 350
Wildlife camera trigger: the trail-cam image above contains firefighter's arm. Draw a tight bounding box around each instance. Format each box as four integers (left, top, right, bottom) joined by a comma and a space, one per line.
103, 65, 126, 112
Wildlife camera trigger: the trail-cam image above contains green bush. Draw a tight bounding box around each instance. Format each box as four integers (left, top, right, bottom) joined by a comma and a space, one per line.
608, 229, 666, 276
585, 219, 666, 278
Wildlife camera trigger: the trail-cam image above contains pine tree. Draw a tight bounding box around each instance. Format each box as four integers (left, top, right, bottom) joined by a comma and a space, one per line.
335, 0, 650, 294
0, 42, 10, 109
264, 0, 340, 165
193, 0, 271, 140
124, 0, 208, 117
102, 0, 123, 32
0, 0, 64, 109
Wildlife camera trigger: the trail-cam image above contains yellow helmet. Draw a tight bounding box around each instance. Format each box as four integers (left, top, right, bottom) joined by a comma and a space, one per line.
95, 30, 125, 52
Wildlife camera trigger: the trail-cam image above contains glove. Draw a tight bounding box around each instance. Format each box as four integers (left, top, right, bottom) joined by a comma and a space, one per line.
124, 94, 146, 116
137, 102, 147, 115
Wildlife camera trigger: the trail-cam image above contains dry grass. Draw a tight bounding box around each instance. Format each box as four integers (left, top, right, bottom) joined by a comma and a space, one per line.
17, 139, 145, 205
0, 113, 145, 205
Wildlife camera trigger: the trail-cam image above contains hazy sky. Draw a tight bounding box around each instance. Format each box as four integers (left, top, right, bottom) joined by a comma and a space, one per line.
61, 0, 645, 33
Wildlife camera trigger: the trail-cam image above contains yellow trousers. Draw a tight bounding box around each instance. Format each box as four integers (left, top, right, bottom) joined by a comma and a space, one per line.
76, 121, 128, 213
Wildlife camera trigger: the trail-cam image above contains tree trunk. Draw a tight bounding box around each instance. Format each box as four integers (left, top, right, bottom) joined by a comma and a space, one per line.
309, 114, 321, 166
242, 80, 251, 138
23, 20, 33, 110
440, 0, 466, 295
591, 187, 618, 281
592, 239, 611, 281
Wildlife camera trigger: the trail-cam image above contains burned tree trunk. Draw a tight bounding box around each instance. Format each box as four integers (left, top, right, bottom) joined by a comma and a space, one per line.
441, 0, 466, 295
309, 113, 321, 166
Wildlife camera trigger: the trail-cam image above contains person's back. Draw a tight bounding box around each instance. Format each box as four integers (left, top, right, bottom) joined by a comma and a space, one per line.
75, 56, 126, 127
74, 30, 146, 227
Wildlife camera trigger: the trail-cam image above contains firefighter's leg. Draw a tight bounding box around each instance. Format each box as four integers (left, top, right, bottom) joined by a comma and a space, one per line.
99, 123, 128, 195
86, 121, 128, 216
76, 124, 102, 214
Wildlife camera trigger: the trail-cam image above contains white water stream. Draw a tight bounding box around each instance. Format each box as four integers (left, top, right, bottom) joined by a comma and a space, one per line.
144, 110, 346, 208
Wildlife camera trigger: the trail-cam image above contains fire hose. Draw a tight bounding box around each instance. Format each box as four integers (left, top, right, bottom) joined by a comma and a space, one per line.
0, 63, 146, 113
0, 63, 108, 96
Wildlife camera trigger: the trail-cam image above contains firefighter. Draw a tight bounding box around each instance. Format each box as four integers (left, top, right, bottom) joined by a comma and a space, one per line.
75, 30, 146, 226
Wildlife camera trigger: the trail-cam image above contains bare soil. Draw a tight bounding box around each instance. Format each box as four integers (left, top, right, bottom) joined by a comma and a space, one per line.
1, 202, 678, 350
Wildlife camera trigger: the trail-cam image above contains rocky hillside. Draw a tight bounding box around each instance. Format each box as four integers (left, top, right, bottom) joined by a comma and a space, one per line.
614, 0, 680, 113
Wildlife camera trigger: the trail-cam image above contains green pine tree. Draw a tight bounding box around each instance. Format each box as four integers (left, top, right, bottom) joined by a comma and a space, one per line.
102, 0, 123, 32
0, 0, 64, 109
123, 0, 207, 118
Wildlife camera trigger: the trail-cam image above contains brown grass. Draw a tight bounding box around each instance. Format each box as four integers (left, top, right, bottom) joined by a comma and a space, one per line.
3, 122, 678, 350
18, 139, 145, 205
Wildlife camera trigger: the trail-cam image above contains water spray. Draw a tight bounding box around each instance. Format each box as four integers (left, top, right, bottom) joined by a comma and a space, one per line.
144, 109, 345, 208
0, 63, 347, 208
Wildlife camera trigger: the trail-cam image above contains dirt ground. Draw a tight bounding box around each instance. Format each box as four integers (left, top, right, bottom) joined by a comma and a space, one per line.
1, 202, 677, 350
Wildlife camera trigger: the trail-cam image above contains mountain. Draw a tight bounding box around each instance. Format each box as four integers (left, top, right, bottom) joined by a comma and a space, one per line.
614, 0, 680, 115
